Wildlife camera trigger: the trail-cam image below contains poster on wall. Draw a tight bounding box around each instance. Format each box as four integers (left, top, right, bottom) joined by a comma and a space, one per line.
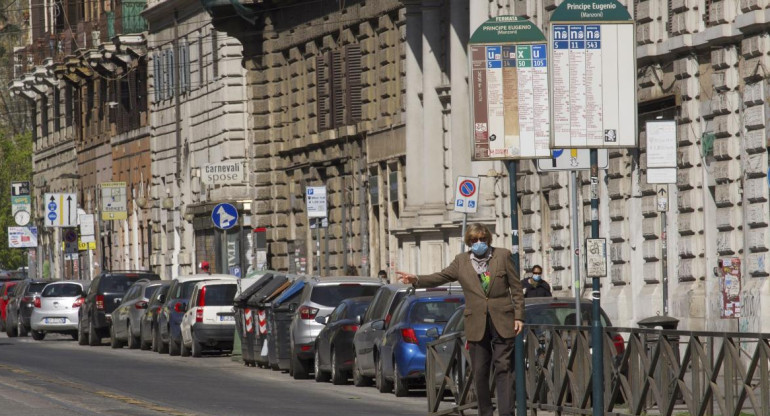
718, 257, 741, 319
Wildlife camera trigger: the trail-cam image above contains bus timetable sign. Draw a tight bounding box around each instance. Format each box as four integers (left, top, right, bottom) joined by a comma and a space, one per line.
469, 16, 550, 160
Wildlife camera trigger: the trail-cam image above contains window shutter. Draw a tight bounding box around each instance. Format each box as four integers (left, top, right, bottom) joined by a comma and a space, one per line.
53, 87, 61, 131
138, 62, 148, 112
154, 53, 161, 102
345, 44, 362, 125
198, 35, 205, 86
316, 54, 331, 131
162, 50, 169, 101
212, 30, 219, 79
168, 49, 176, 98
331, 50, 344, 128
184, 42, 191, 93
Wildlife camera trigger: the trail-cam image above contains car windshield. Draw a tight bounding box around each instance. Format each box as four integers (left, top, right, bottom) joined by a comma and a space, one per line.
42, 283, 82, 297
409, 300, 462, 324
28, 282, 48, 293
526, 304, 610, 327
203, 285, 237, 306
172, 280, 204, 300
310, 285, 379, 307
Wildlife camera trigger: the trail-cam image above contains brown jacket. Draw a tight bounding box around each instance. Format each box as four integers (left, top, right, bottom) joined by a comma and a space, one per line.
415, 247, 525, 342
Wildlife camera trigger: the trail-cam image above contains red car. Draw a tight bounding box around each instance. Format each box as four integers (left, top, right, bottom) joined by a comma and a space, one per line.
0, 281, 20, 332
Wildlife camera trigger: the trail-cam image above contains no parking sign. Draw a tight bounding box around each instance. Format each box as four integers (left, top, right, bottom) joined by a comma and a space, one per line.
454, 176, 480, 214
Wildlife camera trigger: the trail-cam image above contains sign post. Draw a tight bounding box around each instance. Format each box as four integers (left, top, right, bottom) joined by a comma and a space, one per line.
549, 1, 637, 413
453, 176, 480, 253
212, 203, 239, 276
306, 186, 327, 276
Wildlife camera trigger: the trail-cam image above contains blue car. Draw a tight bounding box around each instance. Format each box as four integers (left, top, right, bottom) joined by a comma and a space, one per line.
375, 290, 464, 396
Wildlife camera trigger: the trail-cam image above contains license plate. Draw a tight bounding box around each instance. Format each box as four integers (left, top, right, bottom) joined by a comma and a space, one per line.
44, 318, 66, 324
219, 315, 234, 322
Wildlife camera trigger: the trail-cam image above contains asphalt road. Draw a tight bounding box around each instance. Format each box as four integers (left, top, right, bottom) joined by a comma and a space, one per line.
0, 333, 432, 416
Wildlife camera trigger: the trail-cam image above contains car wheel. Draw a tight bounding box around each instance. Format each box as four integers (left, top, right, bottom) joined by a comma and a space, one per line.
393, 361, 409, 397
157, 328, 169, 354
140, 328, 152, 351
88, 317, 101, 346
110, 324, 124, 349
376, 356, 393, 393
31, 330, 45, 341
353, 356, 372, 387
127, 323, 140, 350
331, 348, 347, 385
314, 347, 330, 382
191, 332, 203, 358
169, 337, 181, 356
292, 352, 310, 380
151, 326, 159, 352
17, 319, 28, 337
180, 339, 191, 357
77, 318, 88, 345
5, 315, 17, 338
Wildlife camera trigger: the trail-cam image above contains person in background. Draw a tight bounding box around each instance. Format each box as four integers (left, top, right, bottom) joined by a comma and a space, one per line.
397, 223, 524, 416
377, 269, 388, 283
199, 261, 210, 274
522, 264, 552, 298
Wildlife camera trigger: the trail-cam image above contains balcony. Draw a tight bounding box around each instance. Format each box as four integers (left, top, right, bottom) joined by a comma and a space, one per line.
102, 0, 147, 40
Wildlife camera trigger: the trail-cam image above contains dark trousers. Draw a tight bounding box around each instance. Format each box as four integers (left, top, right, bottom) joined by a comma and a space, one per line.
468, 315, 515, 416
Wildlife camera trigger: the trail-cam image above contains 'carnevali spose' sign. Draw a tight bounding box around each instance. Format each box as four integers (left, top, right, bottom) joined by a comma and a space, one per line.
202, 162, 246, 185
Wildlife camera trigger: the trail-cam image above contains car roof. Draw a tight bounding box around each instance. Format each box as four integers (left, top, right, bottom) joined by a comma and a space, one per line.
45, 280, 89, 286
174, 274, 237, 282
524, 297, 590, 306
193, 280, 238, 288
308, 276, 381, 285
406, 292, 465, 301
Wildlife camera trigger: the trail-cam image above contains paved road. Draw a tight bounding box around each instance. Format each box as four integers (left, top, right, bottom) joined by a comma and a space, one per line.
0, 333, 432, 416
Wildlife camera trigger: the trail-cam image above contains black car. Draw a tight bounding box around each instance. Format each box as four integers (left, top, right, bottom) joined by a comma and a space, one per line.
314, 296, 374, 385
77, 270, 160, 346
5, 280, 48, 337
140, 281, 171, 351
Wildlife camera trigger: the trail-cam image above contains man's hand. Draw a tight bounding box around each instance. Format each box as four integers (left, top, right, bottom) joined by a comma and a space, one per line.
514, 319, 524, 336
396, 271, 417, 285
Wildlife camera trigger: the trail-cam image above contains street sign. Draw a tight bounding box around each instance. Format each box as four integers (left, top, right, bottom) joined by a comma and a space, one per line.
657, 186, 668, 212
78, 239, 97, 251
646, 120, 677, 184
536, 148, 609, 171
469, 16, 550, 160
549, 0, 637, 149
7, 226, 37, 248
454, 176, 480, 214
101, 182, 128, 220
212, 203, 239, 230
10, 181, 30, 196
585, 238, 607, 277
306, 186, 327, 218
79, 214, 95, 242
64, 229, 78, 243
201, 162, 247, 186
11, 181, 32, 224
44, 193, 77, 227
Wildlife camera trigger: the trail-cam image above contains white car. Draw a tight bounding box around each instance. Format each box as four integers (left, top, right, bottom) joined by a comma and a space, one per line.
30, 280, 89, 341
180, 280, 238, 357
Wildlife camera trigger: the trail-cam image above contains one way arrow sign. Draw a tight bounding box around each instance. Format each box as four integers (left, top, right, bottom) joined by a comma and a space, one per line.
656, 185, 668, 212
44, 193, 78, 227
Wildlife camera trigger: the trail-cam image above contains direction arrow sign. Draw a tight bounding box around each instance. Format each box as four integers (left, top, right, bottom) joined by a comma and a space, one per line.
44, 193, 77, 227
212, 203, 239, 230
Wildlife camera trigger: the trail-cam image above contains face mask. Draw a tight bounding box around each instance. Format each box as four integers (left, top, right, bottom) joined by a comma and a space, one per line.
533, 274, 542, 281
471, 242, 488, 256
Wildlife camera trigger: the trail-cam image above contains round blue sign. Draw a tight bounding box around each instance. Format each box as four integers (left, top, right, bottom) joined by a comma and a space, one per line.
48, 202, 57, 211
212, 203, 239, 230
552, 149, 564, 158
459, 180, 477, 197
47, 212, 57, 222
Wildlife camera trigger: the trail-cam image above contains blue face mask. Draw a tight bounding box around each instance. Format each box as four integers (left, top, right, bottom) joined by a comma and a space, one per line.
471, 242, 488, 256
533, 274, 542, 281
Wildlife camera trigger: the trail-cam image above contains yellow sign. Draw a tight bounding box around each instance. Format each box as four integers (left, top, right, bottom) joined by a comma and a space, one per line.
78, 240, 97, 251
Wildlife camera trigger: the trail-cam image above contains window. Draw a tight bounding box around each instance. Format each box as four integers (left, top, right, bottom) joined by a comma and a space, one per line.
167, 48, 175, 98
201, 284, 237, 306
42, 283, 83, 297
143, 285, 159, 299
309, 284, 379, 307
211, 30, 219, 78
198, 34, 205, 87
179, 41, 190, 93
153, 52, 161, 102
316, 44, 362, 131
409, 300, 463, 324
40, 96, 49, 137
65, 85, 73, 127
53, 87, 61, 131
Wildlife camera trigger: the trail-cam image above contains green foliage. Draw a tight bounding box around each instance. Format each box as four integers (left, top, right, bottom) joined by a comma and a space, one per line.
0, 129, 33, 269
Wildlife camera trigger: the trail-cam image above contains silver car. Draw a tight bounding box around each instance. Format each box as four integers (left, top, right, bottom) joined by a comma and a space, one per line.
289, 277, 382, 379
110, 279, 166, 349
30, 280, 88, 341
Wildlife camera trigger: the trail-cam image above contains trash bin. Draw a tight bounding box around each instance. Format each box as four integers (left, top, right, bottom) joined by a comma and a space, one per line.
638, 316, 681, 405
246, 274, 292, 368
268, 277, 307, 371
234, 273, 278, 367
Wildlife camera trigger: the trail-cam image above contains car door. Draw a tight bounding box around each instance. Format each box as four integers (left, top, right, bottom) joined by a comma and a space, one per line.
355, 289, 388, 374
319, 303, 344, 368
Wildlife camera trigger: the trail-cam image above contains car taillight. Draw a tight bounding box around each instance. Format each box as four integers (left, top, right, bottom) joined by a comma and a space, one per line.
135, 301, 148, 310
341, 324, 359, 332
195, 307, 203, 323
198, 287, 207, 307
401, 328, 418, 344
299, 306, 318, 320
34, 297, 41, 308
96, 295, 104, 310
613, 334, 625, 355
174, 302, 185, 313
73, 297, 85, 308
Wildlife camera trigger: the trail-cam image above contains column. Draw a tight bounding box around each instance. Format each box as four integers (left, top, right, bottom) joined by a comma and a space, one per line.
421, 0, 445, 208
450, 0, 470, 179
404, 2, 424, 207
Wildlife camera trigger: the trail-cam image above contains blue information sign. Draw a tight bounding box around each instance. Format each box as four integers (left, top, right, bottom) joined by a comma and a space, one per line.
211, 203, 239, 230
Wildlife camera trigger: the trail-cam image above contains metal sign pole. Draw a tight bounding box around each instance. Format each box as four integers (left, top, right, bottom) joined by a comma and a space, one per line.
571, 170, 582, 320
315, 219, 321, 276
661, 185, 669, 316
590, 149, 604, 414
459, 212, 467, 254
221, 228, 228, 275
507, 160, 526, 416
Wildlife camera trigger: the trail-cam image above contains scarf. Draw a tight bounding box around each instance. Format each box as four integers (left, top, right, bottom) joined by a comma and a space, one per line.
471, 249, 493, 293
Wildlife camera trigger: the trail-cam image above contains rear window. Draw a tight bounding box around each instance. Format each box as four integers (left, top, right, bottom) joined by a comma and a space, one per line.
203, 284, 237, 306
310, 285, 379, 307
172, 280, 204, 300
409, 300, 463, 324
28, 282, 48, 294
42, 283, 83, 297
144, 285, 161, 299
100, 277, 143, 293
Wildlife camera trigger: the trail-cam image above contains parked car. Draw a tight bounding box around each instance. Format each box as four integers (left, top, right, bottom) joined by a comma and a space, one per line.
314, 296, 374, 385
352, 284, 462, 387
139, 281, 171, 351
5, 279, 49, 337
78, 271, 160, 346
0, 280, 20, 332
180, 280, 239, 357
376, 291, 465, 396
289, 277, 382, 379
110, 279, 166, 349
426, 305, 468, 394
29, 280, 88, 341
157, 274, 237, 356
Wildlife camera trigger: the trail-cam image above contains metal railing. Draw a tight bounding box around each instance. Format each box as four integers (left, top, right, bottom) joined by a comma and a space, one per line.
427, 325, 770, 416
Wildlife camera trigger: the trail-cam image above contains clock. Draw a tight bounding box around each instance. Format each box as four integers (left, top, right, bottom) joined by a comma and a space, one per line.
14, 210, 30, 226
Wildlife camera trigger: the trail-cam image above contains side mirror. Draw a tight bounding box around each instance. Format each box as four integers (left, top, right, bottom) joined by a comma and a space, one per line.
426, 327, 440, 339
371, 320, 385, 331
355, 315, 363, 325
315, 315, 328, 325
